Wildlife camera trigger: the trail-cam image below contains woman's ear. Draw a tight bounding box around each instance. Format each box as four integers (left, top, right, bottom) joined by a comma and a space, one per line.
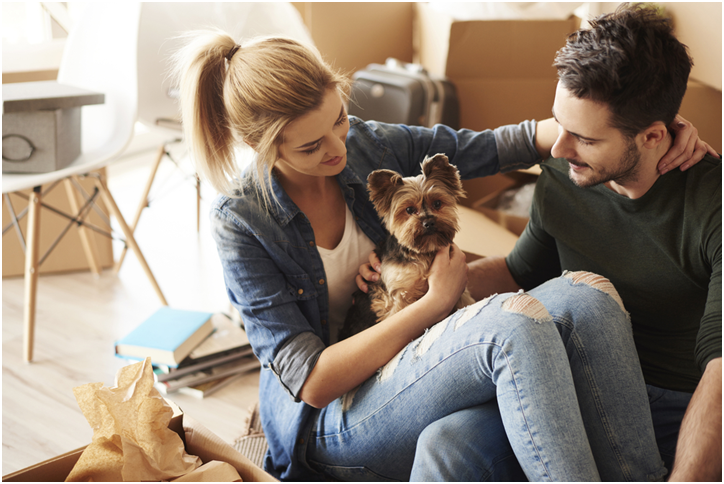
641, 122, 668, 149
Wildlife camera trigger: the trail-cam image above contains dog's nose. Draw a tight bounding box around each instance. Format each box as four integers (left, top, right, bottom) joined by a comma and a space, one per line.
422, 218, 436, 230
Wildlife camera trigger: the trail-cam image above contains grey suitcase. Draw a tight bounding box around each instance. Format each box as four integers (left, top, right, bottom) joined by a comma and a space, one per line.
348, 58, 460, 129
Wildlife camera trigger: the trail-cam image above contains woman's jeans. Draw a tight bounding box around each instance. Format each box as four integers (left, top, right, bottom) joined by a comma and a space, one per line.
305, 272, 667, 481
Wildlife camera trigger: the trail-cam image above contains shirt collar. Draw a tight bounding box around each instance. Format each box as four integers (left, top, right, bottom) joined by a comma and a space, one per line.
258, 163, 366, 227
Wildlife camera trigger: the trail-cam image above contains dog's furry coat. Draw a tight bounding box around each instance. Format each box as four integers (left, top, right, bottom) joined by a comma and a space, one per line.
340, 154, 474, 340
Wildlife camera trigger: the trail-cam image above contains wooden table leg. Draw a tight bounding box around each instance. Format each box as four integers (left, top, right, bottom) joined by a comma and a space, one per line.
23, 186, 41, 363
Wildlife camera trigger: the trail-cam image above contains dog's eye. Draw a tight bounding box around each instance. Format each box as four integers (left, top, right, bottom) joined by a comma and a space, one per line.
433, 200, 442, 210
406, 206, 416, 215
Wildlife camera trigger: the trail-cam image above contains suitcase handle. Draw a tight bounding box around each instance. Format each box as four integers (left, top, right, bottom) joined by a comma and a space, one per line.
384, 58, 428, 76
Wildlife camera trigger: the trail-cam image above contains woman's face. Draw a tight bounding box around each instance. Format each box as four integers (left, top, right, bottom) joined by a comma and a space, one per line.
276, 88, 349, 180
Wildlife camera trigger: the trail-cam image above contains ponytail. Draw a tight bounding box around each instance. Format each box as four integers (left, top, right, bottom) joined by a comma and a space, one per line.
173, 29, 241, 197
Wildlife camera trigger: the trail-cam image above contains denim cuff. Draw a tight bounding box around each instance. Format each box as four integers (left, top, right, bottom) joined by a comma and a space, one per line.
493, 119, 541, 172
271, 331, 325, 402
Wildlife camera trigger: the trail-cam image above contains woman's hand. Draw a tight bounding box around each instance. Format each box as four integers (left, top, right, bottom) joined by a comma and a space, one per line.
423, 243, 469, 318
659, 114, 719, 174
355, 251, 382, 293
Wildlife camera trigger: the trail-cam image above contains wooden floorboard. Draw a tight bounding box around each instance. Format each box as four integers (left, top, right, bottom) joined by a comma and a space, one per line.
2, 146, 261, 475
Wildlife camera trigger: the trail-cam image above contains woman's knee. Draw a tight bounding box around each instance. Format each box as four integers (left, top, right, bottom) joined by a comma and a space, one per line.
534, 271, 631, 336
562, 271, 626, 313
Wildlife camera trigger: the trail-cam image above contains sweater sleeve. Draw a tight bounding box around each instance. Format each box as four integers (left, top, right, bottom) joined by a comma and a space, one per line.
695, 209, 722, 372
493, 119, 542, 173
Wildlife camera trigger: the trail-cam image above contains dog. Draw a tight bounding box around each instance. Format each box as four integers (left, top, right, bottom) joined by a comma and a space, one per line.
339, 153, 475, 340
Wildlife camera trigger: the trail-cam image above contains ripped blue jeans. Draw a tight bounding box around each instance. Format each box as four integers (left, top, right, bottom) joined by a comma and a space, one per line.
304, 272, 667, 482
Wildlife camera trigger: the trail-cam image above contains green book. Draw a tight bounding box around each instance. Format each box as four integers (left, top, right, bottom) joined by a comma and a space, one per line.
115, 307, 214, 368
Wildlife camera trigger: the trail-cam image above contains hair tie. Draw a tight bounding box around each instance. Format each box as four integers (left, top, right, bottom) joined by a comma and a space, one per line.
225, 45, 240, 62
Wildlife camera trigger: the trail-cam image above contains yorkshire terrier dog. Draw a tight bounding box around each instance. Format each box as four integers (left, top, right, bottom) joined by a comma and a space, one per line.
340, 153, 475, 340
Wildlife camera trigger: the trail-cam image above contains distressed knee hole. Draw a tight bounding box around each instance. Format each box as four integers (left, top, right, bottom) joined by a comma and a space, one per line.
454, 294, 495, 330
415, 319, 448, 358
502, 293, 552, 324
378, 346, 406, 383
563, 271, 626, 313
341, 385, 360, 412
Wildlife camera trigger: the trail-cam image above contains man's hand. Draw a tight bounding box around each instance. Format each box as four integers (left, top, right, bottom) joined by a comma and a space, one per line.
668, 357, 722, 481
659, 114, 720, 174
467, 256, 522, 301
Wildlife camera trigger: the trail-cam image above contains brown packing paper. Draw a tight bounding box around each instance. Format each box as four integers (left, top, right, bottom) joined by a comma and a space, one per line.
171, 461, 242, 482
67, 358, 202, 481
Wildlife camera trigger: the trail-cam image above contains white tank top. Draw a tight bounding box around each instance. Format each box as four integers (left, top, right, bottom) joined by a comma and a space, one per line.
317, 204, 376, 344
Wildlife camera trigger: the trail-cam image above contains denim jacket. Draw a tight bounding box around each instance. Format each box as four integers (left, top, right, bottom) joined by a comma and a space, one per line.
209, 116, 540, 480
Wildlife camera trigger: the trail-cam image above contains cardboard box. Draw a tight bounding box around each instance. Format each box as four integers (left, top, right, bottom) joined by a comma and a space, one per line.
414, 3, 580, 130
456, 205, 519, 261
471, 181, 537, 237
454, 78, 558, 131
2, 169, 115, 277
292, 2, 414, 75
462, 169, 540, 237
2, 414, 276, 482
415, 8, 580, 80
665, 2, 722, 91
679, 80, 722, 153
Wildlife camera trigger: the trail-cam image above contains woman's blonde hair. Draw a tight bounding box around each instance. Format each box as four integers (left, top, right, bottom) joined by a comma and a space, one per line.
172, 31, 350, 207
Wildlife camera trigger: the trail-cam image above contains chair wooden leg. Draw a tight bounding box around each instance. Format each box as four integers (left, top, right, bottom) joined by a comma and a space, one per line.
93, 176, 168, 306
65, 177, 102, 276
23, 186, 41, 363
114, 144, 166, 273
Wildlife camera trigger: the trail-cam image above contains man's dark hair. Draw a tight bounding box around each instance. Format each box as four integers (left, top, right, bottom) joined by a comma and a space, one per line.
553, 3, 693, 138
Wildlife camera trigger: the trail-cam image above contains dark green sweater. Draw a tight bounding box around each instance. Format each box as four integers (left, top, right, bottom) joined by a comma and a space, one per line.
507, 155, 722, 393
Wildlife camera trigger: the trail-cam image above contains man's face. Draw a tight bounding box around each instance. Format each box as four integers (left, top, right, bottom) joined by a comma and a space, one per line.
551, 83, 642, 188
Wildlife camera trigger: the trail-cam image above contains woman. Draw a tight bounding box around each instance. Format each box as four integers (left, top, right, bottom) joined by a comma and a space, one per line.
175, 32, 704, 481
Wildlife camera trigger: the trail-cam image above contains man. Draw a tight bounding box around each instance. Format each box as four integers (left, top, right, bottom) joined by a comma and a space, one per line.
466, 3, 721, 481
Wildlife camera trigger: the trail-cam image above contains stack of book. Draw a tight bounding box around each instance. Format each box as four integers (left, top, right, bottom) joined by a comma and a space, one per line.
115, 308, 260, 398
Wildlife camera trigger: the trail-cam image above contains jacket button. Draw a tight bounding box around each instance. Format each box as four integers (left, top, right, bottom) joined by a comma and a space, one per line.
319, 279, 325, 285
321, 319, 327, 325
299, 438, 305, 445
309, 241, 315, 247
298, 288, 304, 295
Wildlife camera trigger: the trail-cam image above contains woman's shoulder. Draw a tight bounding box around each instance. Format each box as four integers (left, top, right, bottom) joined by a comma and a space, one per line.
209, 181, 274, 233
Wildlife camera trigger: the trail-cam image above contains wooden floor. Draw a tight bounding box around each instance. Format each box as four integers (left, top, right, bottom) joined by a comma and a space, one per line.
2, 143, 260, 476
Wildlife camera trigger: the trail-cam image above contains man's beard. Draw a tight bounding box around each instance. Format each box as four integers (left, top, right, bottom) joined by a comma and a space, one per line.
567, 140, 641, 188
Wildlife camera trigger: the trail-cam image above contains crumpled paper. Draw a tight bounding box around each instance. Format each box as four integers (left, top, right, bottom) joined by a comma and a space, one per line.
66, 357, 202, 482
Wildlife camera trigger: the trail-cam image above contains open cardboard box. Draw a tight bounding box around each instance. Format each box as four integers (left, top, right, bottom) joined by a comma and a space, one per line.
292, 2, 414, 74
456, 205, 519, 262
469, 169, 540, 237
2, 409, 276, 482
679, 80, 722, 153
460, 168, 540, 238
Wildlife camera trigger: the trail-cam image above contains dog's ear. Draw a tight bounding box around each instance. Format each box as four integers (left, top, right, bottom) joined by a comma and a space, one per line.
421, 154, 466, 200
367, 169, 404, 218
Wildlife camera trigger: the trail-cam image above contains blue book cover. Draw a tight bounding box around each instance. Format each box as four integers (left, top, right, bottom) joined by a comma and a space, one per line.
115, 307, 214, 367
